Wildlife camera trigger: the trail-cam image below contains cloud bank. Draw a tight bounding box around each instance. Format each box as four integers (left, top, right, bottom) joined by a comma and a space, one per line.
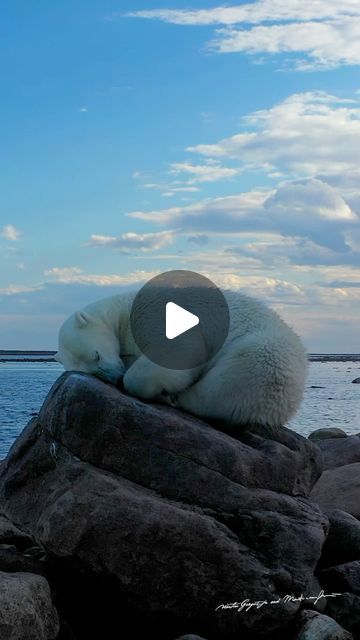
125, 1, 360, 69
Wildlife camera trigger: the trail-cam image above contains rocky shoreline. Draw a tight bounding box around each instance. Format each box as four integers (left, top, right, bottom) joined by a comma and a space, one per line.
0, 372, 359, 639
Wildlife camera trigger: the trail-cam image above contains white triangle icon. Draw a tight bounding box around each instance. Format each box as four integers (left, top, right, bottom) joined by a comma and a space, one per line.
166, 302, 199, 340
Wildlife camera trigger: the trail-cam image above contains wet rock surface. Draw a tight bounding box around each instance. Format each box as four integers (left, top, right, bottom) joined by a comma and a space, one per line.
313, 436, 360, 471
0, 372, 358, 639
0, 571, 59, 640
319, 510, 360, 568
310, 463, 360, 518
308, 428, 348, 441
293, 609, 353, 639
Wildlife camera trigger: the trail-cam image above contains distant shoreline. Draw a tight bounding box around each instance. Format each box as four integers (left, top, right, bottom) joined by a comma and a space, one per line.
0, 351, 56, 363
1, 351, 360, 363
309, 354, 360, 362
0, 351, 56, 356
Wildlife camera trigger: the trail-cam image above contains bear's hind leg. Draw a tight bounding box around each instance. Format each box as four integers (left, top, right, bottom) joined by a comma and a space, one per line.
177, 332, 307, 428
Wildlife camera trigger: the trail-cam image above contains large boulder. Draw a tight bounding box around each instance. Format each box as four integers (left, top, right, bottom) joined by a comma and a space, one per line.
313, 436, 360, 471
0, 373, 328, 639
321, 561, 360, 597
0, 571, 59, 640
33, 372, 323, 499
310, 464, 360, 518
325, 593, 360, 637
320, 510, 360, 567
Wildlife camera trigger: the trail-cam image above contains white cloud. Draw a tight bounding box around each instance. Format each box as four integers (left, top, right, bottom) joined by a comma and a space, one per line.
169, 160, 239, 183
227, 235, 360, 268
136, 179, 201, 197
125, 2, 360, 69
125, 2, 360, 26
129, 93, 360, 213
41, 263, 358, 315
3, 260, 360, 351
128, 189, 268, 229
128, 178, 359, 252
87, 230, 175, 253
144, 183, 201, 195
125, 91, 360, 279
0, 284, 43, 295
133, 159, 238, 197
209, 19, 360, 70
44, 267, 159, 286
188, 92, 360, 178
168, 186, 200, 193
265, 179, 355, 222
1, 224, 22, 241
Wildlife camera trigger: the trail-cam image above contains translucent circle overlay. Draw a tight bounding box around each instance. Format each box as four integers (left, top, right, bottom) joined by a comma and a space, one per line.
130, 270, 230, 370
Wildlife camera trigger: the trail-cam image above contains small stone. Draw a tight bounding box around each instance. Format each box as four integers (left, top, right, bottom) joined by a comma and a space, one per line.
295, 609, 353, 639
308, 428, 348, 441
175, 636, 208, 640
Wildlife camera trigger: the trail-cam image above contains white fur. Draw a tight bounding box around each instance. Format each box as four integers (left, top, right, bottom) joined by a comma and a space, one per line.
56, 290, 308, 427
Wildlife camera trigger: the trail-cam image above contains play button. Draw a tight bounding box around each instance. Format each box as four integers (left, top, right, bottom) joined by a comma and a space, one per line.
166, 302, 199, 340
130, 270, 230, 370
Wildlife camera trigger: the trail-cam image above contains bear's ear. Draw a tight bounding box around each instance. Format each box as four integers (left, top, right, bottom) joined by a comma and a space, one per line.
75, 311, 90, 328
54, 352, 62, 363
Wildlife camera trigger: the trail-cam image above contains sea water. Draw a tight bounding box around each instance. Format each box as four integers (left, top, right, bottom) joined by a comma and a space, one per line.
0, 360, 359, 460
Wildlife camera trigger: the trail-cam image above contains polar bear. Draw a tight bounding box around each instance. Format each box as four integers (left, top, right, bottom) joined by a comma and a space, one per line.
56, 289, 307, 428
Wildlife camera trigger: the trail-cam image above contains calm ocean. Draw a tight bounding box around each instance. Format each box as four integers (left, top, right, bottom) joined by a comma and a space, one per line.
0, 360, 359, 460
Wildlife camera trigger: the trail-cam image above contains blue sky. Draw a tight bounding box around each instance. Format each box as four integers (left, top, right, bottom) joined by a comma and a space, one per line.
1, 0, 360, 350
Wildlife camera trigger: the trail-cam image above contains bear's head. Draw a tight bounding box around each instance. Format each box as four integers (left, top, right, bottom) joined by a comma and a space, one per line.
56, 310, 126, 384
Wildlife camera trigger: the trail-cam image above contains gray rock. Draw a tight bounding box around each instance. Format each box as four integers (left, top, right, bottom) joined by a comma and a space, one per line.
295, 609, 353, 639
175, 636, 207, 640
307, 575, 327, 612
351, 377, 360, 383
308, 428, 348, 441
320, 510, 360, 567
0, 513, 33, 550
0, 571, 59, 640
0, 544, 46, 576
313, 436, 360, 470
0, 372, 328, 639
325, 593, 360, 636
38, 372, 323, 498
310, 463, 360, 518
321, 561, 360, 597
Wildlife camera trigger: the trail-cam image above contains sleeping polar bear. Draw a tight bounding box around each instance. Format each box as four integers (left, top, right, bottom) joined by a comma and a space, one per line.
56, 289, 307, 428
